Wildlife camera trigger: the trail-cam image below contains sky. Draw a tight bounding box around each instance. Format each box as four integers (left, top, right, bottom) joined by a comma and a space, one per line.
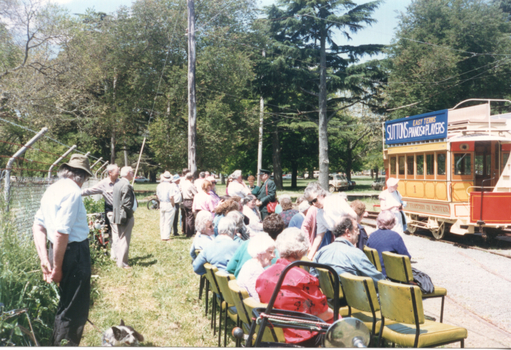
52, 0, 413, 50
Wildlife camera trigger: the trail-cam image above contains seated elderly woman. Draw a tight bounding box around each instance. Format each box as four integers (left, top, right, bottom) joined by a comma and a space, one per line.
366, 210, 411, 277
193, 180, 216, 214
256, 227, 334, 346
237, 232, 275, 302
242, 194, 263, 233
213, 198, 240, 236
279, 197, 299, 228
189, 211, 215, 260
226, 210, 249, 241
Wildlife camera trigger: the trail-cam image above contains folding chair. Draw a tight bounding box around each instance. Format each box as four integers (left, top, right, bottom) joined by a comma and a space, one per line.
377, 280, 467, 348
363, 246, 382, 272
215, 271, 239, 347
382, 251, 447, 322
315, 267, 352, 317
203, 264, 223, 346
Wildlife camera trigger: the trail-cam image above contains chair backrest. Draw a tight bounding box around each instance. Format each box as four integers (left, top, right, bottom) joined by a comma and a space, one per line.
204, 263, 221, 295
228, 280, 252, 326
363, 246, 382, 272
300, 256, 311, 272
243, 297, 286, 343
381, 252, 414, 283
215, 271, 236, 306
339, 273, 380, 314
316, 267, 344, 300
378, 279, 424, 325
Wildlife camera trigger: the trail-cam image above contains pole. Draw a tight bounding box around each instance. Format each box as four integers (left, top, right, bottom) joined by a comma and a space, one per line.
187, 0, 197, 178
84, 151, 90, 157
95, 161, 109, 178
48, 145, 77, 181
124, 143, 128, 167
132, 137, 146, 186
90, 157, 103, 169
3, 127, 48, 211
257, 49, 265, 187
257, 96, 264, 187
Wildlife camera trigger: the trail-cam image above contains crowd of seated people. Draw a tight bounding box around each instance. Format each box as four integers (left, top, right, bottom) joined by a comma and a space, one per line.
189, 178, 421, 346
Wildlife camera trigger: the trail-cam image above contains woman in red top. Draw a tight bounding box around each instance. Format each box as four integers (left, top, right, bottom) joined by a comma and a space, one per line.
256, 227, 334, 346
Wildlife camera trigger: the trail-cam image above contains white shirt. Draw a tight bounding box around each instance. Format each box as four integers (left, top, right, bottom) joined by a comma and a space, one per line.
237, 259, 265, 302
228, 181, 251, 199
156, 181, 179, 203
243, 205, 263, 232
317, 194, 357, 234
379, 189, 403, 212
34, 178, 89, 243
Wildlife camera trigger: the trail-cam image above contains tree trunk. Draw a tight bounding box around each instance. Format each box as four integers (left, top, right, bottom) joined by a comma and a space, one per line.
318, 32, 329, 190
110, 132, 116, 164
187, 0, 197, 179
291, 162, 297, 188
272, 129, 283, 190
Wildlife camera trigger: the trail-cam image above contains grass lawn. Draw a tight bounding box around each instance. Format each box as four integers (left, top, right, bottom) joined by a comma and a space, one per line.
82, 175, 382, 346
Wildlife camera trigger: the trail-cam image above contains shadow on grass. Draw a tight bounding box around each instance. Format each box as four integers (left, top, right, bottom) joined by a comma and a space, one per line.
130, 254, 158, 267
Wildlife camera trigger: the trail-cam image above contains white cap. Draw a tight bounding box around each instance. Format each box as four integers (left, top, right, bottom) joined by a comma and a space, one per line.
162, 171, 172, 181
232, 170, 242, 178
387, 177, 399, 187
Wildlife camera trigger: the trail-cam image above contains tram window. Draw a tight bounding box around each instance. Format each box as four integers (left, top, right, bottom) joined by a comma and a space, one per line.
416, 155, 424, 175
437, 153, 446, 175
390, 157, 396, 175
407, 156, 414, 175
455, 153, 471, 175
398, 156, 405, 175
475, 155, 483, 175
426, 154, 434, 175
486, 156, 491, 176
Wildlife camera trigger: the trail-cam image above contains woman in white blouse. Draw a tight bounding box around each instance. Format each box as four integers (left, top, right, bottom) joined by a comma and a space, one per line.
242, 195, 263, 233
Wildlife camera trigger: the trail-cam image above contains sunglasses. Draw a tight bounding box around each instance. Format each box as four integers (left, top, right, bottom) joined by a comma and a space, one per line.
308, 197, 318, 205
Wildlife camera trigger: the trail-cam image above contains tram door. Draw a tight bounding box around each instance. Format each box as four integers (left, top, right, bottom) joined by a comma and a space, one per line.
474, 141, 492, 188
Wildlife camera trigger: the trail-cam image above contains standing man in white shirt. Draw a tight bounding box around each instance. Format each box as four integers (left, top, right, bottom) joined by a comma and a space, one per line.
228, 170, 251, 199
171, 174, 182, 236
81, 164, 120, 261
156, 171, 178, 241
33, 154, 93, 346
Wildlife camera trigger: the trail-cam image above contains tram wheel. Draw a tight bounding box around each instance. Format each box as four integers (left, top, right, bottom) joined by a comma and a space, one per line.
430, 221, 446, 240
406, 214, 419, 234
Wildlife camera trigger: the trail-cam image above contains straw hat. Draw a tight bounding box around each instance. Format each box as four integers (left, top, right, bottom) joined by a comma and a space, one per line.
387, 178, 399, 187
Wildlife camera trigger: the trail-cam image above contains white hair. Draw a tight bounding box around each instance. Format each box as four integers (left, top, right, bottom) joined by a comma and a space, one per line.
298, 200, 310, 213
218, 216, 236, 238
247, 232, 275, 259
303, 181, 328, 201
275, 227, 309, 260
195, 211, 213, 233
106, 164, 119, 174
58, 164, 89, 185
120, 166, 133, 177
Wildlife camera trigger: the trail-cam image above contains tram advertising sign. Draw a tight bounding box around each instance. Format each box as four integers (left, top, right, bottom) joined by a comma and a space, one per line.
385, 109, 448, 145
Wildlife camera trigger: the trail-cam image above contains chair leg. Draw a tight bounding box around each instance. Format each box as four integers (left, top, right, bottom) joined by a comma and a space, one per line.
218, 302, 222, 347
235, 316, 240, 347
224, 307, 228, 347
205, 279, 209, 317
440, 296, 445, 323
199, 275, 204, 300
212, 298, 216, 334
461, 339, 464, 348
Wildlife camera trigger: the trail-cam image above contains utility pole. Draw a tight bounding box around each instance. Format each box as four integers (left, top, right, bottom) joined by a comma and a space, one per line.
187, 0, 197, 178
124, 143, 128, 166
257, 49, 265, 187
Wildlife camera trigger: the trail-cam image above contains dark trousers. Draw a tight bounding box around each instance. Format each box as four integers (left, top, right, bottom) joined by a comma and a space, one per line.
182, 199, 195, 237
50, 240, 91, 346
260, 206, 269, 221
173, 203, 180, 235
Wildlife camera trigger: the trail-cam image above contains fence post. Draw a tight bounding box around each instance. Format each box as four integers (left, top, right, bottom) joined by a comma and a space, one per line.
84, 152, 90, 157
95, 161, 109, 178
90, 157, 103, 169
48, 145, 77, 182
101, 168, 109, 179
3, 127, 48, 212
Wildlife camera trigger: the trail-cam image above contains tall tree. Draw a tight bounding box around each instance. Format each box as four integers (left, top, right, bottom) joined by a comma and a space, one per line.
387, 0, 511, 118
265, 0, 384, 189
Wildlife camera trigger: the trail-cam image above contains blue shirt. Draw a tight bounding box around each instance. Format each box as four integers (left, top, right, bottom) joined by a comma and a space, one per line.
288, 212, 305, 229
34, 178, 89, 243
366, 228, 411, 277
192, 235, 241, 275
312, 237, 384, 285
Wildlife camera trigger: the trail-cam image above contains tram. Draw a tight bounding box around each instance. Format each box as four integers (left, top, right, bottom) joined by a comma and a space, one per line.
383, 99, 511, 240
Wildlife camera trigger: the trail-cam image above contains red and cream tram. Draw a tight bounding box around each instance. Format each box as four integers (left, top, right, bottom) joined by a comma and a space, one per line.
383, 99, 511, 239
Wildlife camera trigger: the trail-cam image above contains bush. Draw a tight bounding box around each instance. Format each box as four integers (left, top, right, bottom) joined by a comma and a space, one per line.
0, 202, 58, 346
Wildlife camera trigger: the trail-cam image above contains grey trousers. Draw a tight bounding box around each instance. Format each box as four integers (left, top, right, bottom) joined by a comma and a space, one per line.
106, 211, 119, 261
114, 216, 134, 268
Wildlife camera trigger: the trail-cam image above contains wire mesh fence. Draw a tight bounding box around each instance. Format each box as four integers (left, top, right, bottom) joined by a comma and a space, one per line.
2, 177, 101, 237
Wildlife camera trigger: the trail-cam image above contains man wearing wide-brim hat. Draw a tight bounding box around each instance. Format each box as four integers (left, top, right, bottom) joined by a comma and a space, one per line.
33, 154, 93, 346
252, 168, 276, 220
156, 171, 179, 241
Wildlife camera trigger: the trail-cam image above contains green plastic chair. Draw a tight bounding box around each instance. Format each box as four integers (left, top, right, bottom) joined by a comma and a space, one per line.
315, 267, 352, 317
215, 271, 239, 347
382, 251, 447, 322
377, 280, 467, 348
363, 246, 382, 272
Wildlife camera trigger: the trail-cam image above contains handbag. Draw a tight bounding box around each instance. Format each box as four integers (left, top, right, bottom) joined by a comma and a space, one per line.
265, 182, 278, 214
411, 267, 435, 294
